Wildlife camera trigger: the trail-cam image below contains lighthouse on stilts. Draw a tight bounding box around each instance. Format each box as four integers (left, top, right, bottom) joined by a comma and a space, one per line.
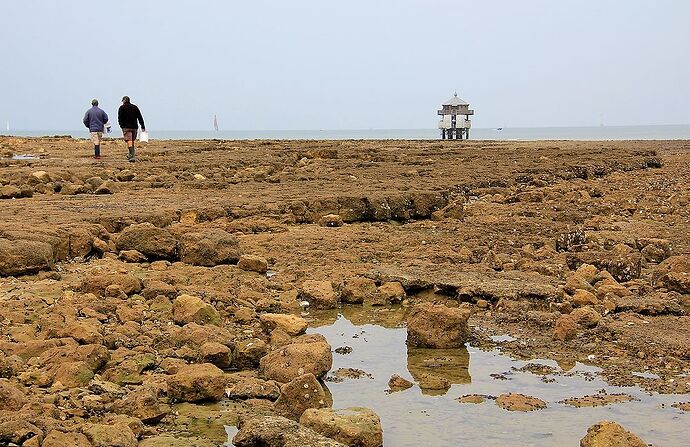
438, 93, 474, 140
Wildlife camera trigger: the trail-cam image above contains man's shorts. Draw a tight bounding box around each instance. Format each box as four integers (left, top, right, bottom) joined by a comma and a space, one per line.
122, 128, 138, 142
90, 132, 102, 145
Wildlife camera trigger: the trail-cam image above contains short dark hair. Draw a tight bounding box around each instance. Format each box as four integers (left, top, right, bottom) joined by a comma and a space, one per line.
92, 99, 99, 106
122, 96, 130, 104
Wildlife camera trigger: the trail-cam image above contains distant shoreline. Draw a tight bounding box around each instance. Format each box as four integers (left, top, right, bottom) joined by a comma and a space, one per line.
3, 124, 690, 141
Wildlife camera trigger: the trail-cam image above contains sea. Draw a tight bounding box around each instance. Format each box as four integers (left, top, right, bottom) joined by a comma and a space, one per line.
4, 125, 690, 141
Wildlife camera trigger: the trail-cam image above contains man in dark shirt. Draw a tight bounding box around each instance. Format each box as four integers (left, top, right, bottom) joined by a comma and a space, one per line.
117, 96, 146, 162
83, 99, 109, 159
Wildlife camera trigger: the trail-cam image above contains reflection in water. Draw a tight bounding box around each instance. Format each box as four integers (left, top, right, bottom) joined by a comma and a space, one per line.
309, 304, 408, 329
407, 346, 470, 396
308, 306, 690, 447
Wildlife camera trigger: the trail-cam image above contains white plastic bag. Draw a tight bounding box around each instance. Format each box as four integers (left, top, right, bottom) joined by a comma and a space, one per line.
139, 131, 149, 142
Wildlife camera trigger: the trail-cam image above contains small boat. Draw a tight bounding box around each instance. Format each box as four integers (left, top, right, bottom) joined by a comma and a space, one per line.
496, 127, 503, 131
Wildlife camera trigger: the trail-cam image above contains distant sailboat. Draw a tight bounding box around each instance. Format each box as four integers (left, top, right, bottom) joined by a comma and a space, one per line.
5, 121, 8, 133
213, 115, 219, 132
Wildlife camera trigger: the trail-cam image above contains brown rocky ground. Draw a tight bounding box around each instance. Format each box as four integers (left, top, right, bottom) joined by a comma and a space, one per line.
0, 136, 688, 445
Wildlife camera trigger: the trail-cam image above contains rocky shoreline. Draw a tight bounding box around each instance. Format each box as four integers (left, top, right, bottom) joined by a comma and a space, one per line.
0, 136, 688, 445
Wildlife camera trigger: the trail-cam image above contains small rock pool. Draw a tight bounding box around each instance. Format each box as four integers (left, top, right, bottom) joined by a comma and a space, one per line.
292, 305, 689, 447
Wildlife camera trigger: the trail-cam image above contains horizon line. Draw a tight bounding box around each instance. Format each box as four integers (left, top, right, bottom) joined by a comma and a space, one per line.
4, 123, 690, 133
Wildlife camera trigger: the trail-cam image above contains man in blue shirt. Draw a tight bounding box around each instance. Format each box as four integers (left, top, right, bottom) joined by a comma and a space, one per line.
83, 99, 109, 159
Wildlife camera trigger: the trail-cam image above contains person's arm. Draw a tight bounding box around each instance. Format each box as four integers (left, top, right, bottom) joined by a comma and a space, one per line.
136, 106, 145, 131
83, 111, 90, 128
117, 106, 123, 128
102, 110, 109, 124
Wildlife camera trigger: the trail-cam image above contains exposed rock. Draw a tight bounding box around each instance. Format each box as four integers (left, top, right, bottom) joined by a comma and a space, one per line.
235, 338, 269, 370
61, 319, 104, 345
580, 421, 647, 447
318, 214, 344, 227
653, 255, 690, 294
406, 303, 470, 348
199, 342, 233, 369
0, 184, 22, 199
0, 420, 43, 446
526, 310, 560, 327
225, 374, 281, 401
594, 279, 631, 299
672, 402, 690, 411
0, 354, 23, 378
260, 313, 308, 336
116, 169, 136, 181
431, 200, 464, 221
138, 435, 217, 446
260, 334, 332, 382
166, 363, 225, 402
95, 180, 119, 195
173, 294, 222, 326
43, 431, 92, 447
19, 185, 34, 198
101, 352, 155, 386
300, 280, 338, 309
233, 415, 347, 447
615, 293, 685, 315
142, 280, 177, 300
566, 251, 641, 282
570, 289, 599, 307
376, 281, 406, 304
238, 254, 269, 273
388, 374, 413, 391
116, 223, 178, 260
553, 315, 578, 341
637, 238, 671, 263
81, 273, 142, 296
92, 237, 110, 254
113, 388, 169, 424
341, 277, 377, 304
495, 393, 547, 411
300, 407, 383, 447
555, 229, 586, 252
274, 374, 331, 420
0, 380, 27, 411
561, 393, 637, 408
570, 307, 602, 328
119, 249, 148, 263
53, 360, 95, 388
0, 238, 54, 276
83, 422, 137, 447
178, 229, 240, 266
169, 322, 233, 348
573, 263, 599, 283
457, 394, 488, 404
60, 183, 90, 195
31, 171, 51, 183
85, 176, 104, 189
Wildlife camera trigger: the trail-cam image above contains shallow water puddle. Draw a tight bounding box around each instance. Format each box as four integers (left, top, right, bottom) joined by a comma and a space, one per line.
9, 153, 39, 160
304, 306, 688, 447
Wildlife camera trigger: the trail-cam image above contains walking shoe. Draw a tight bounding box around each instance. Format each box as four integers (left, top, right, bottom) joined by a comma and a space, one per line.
94, 156, 101, 160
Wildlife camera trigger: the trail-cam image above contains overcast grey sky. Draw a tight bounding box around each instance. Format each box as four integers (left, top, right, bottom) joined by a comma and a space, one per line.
1, 0, 689, 130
